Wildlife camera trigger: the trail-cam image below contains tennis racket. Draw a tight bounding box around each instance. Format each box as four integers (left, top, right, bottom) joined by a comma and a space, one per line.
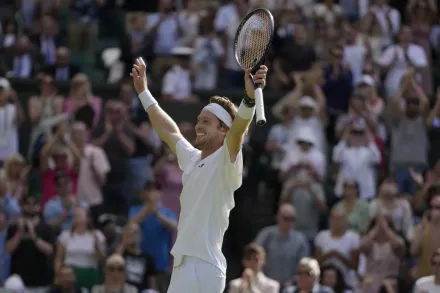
233, 8, 274, 126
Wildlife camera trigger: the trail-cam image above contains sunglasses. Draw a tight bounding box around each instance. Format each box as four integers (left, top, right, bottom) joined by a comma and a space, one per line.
282, 215, 295, 221
297, 270, 313, 276
107, 266, 124, 272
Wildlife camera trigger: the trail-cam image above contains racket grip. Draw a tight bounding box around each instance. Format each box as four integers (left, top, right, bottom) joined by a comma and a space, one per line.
254, 85, 266, 126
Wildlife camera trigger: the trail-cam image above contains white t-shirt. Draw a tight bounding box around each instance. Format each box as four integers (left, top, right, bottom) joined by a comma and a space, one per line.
0, 104, 18, 161
413, 276, 440, 293
58, 230, 106, 268
162, 65, 192, 101
171, 138, 243, 274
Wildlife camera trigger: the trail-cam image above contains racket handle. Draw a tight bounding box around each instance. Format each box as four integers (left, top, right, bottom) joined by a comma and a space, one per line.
254, 85, 266, 126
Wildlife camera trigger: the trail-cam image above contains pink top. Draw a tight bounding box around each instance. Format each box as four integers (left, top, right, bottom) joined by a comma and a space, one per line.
63, 96, 102, 128
41, 167, 78, 208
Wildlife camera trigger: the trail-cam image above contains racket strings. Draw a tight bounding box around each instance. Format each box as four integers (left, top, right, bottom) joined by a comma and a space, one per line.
235, 11, 272, 70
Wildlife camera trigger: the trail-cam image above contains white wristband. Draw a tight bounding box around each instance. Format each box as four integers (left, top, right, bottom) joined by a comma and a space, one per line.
138, 90, 158, 110
237, 101, 255, 120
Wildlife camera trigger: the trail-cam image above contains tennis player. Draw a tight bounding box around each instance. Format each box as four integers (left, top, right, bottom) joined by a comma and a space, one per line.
130, 58, 268, 293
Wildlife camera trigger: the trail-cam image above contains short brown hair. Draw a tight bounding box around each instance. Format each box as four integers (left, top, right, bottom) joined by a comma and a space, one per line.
209, 96, 237, 128
243, 243, 265, 260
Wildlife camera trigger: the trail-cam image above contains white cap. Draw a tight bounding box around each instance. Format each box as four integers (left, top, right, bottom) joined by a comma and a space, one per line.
171, 46, 194, 56
0, 77, 10, 94
357, 75, 375, 87
298, 96, 318, 110
296, 126, 316, 145
4, 275, 25, 293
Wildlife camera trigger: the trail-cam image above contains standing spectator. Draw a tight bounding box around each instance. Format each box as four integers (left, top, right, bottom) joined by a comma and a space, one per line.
161, 47, 197, 103
0, 79, 24, 164
283, 258, 333, 293
39, 123, 79, 207
333, 122, 381, 200
71, 121, 110, 223
390, 69, 429, 195
315, 208, 360, 289
147, 0, 193, 81
91, 254, 138, 293
55, 207, 106, 290
378, 26, 428, 99
413, 248, 440, 293
333, 179, 370, 234
255, 203, 310, 285
43, 170, 88, 232
366, 0, 401, 49
369, 178, 414, 241
116, 222, 158, 292
359, 216, 406, 293
68, 0, 104, 52
6, 195, 55, 292
92, 100, 135, 214
3, 154, 28, 200
411, 183, 440, 278
64, 73, 102, 130
120, 83, 155, 195
228, 243, 280, 293
8, 35, 35, 79
43, 47, 80, 82
129, 182, 177, 292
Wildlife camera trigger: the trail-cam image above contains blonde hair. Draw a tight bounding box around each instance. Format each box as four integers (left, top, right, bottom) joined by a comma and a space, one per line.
106, 253, 125, 267
70, 73, 93, 98
299, 257, 321, 280
3, 154, 24, 178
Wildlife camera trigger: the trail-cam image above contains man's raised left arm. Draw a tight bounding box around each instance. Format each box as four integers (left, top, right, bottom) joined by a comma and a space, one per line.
226, 66, 268, 162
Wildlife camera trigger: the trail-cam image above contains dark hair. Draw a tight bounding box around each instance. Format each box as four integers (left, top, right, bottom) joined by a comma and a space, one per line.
243, 243, 265, 260
320, 265, 351, 293
426, 182, 440, 207
342, 180, 360, 197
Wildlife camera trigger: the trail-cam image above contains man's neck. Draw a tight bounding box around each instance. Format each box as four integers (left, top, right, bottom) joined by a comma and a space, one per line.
435, 274, 440, 285
277, 226, 290, 236
201, 143, 222, 160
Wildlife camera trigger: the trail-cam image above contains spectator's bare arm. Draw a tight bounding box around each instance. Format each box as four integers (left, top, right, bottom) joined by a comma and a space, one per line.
410, 213, 429, 256
54, 242, 66, 273
271, 74, 303, 119
390, 71, 411, 121
427, 88, 440, 127
39, 122, 67, 172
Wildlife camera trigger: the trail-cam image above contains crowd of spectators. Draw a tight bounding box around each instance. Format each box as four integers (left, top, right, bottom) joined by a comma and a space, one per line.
0, 0, 439, 293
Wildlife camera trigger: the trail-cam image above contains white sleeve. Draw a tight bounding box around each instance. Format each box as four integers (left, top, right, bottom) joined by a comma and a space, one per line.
162, 71, 175, 95
58, 231, 69, 246
409, 46, 428, 67
222, 139, 243, 190
176, 139, 200, 173
332, 141, 348, 163
377, 46, 395, 66
214, 7, 229, 32
390, 9, 401, 35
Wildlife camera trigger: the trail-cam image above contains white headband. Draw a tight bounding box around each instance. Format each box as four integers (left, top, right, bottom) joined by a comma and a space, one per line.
203, 103, 232, 128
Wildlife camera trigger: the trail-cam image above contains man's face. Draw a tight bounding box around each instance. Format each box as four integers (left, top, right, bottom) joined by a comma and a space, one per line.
430, 195, 440, 222
52, 150, 68, 168
55, 176, 71, 197
405, 98, 420, 117
299, 106, 314, 119
22, 197, 38, 217
399, 27, 412, 44
432, 254, 440, 276
194, 110, 226, 150
56, 49, 69, 66
120, 84, 133, 104
277, 206, 295, 230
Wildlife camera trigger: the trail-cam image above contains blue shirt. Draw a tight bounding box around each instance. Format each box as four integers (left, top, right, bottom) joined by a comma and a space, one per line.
0, 195, 20, 222
43, 196, 88, 230
322, 64, 353, 113
0, 229, 9, 284
129, 205, 176, 271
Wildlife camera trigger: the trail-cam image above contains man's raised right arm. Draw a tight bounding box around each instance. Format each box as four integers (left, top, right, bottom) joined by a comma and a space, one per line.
131, 58, 183, 154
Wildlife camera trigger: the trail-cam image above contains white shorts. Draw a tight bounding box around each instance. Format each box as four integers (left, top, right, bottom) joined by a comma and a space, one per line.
167, 256, 225, 293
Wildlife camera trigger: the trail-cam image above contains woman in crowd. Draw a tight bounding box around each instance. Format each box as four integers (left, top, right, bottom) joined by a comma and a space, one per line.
2, 154, 28, 200
359, 216, 406, 293
370, 178, 414, 241
91, 253, 137, 293
64, 73, 102, 130
55, 207, 106, 290
334, 179, 370, 234
320, 264, 353, 293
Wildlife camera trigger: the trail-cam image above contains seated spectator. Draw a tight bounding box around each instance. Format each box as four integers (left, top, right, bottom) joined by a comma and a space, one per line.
390, 69, 429, 195
320, 265, 353, 293
64, 73, 102, 130
2, 20, 17, 49
0, 79, 24, 165
315, 208, 360, 289
0, 177, 21, 221
411, 183, 440, 278
48, 265, 87, 293
333, 121, 381, 200
55, 207, 106, 290
32, 16, 65, 67
228, 243, 279, 293
129, 181, 177, 293
44, 170, 88, 232
283, 257, 333, 293
255, 203, 310, 285
6, 195, 54, 292
7, 35, 36, 79
162, 47, 198, 103
413, 248, 440, 293
71, 121, 110, 224
333, 179, 370, 233
43, 47, 80, 82
3, 154, 28, 200
91, 254, 138, 293
369, 178, 414, 241
359, 216, 406, 293
39, 123, 79, 207
116, 222, 158, 292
